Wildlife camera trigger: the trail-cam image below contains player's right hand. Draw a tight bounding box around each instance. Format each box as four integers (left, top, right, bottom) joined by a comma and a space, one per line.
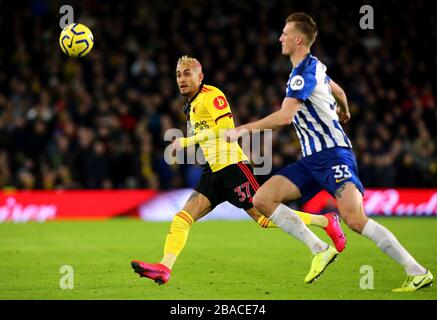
337, 108, 351, 123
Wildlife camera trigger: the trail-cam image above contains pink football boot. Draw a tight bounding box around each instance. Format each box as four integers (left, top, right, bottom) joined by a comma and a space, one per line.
323, 212, 347, 252
131, 260, 171, 285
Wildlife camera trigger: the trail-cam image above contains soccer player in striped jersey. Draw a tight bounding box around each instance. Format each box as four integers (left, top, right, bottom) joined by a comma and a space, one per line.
131, 56, 346, 285
227, 13, 433, 290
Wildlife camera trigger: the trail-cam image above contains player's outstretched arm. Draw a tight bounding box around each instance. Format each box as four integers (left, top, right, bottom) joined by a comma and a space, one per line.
329, 80, 351, 123
170, 115, 234, 151
226, 97, 300, 141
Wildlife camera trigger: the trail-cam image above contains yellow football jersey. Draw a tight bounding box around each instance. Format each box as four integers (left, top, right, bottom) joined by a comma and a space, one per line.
186, 84, 248, 172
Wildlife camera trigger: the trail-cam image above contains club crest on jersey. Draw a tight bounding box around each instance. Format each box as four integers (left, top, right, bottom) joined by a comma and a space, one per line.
290, 75, 305, 90
213, 96, 228, 110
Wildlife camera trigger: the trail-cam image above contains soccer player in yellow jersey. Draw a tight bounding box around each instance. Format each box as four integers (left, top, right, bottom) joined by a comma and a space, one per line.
131, 56, 345, 285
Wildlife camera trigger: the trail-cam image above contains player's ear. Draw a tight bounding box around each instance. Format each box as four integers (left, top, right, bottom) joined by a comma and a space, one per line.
295, 34, 303, 45
198, 72, 204, 82
297, 34, 308, 46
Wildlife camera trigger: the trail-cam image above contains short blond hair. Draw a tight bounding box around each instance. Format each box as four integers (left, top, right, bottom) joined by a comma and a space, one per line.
286, 12, 318, 46
177, 55, 202, 73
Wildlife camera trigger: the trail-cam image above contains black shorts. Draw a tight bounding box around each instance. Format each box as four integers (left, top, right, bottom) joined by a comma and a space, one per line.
194, 161, 260, 210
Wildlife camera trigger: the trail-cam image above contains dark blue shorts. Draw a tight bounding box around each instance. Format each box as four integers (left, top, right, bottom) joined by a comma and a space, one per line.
277, 147, 365, 203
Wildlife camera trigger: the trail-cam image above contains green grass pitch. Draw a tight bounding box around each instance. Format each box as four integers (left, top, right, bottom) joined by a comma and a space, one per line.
0, 217, 436, 300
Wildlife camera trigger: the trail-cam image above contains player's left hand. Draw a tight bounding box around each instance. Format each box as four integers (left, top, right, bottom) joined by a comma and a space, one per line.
170, 138, 183, 155
337, 108, 351, 123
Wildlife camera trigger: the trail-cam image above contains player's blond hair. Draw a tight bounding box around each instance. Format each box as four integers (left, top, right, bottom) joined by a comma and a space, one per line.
177, 55, 202, 73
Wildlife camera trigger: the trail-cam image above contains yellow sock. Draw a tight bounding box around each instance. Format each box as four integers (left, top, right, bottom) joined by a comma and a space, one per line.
161, 210, 194, 269
257, 215, 277, 228
293, 209, 312, 225
293, 209, 328, 228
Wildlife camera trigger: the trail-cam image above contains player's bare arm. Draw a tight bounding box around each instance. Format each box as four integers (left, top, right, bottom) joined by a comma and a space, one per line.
226, 97, 300, 141
329, 79, 350, 123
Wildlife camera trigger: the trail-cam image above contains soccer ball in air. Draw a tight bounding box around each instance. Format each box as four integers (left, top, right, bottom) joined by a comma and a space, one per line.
59, 23, 94, 58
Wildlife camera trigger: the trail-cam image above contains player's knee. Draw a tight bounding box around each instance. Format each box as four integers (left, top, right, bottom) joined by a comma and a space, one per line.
347, 221, 364, 233
342, 214, 367, 233
252, 193, 274, 216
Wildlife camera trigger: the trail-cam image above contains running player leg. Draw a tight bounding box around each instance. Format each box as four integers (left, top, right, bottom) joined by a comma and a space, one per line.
250, 173, 346, 251
246, 207, 277, 228
236, 161, 334, 231
161, 191, 211, 269
131, 191, 212, 285
246, 201, 338, 230
231, 162, 278, 228
335, 182, 433, 292
253, 175, 339, 283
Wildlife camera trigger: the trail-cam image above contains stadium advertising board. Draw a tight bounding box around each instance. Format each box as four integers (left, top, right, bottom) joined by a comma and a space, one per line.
0, 190, 157, 222
1, 189, 436, 222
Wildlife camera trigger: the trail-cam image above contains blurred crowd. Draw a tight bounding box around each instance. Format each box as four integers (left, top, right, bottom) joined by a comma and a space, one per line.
0, 0, 436, 190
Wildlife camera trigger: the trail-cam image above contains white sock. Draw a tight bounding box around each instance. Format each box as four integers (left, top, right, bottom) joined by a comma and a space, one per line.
361, 219, 427, 275
270, 204, 328, 254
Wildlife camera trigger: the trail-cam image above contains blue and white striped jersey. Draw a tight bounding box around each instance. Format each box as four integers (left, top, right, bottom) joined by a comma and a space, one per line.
285, 54, 352, 157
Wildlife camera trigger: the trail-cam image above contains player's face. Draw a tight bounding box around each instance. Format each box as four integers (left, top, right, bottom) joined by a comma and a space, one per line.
176, 64, 203, 98
279, 22, 299, 55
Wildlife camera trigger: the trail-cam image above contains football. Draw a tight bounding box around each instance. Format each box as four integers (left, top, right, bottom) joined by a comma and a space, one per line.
59, 23, 94, 58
